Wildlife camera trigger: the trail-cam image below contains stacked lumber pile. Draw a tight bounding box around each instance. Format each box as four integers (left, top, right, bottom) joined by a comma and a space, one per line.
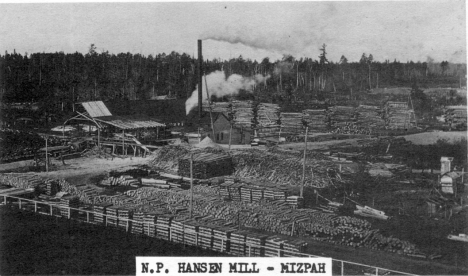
302, 109, 329, 132
143, 213, 158, 237
256, 103, 280, 128
280, 112, 303, 133
286, 196, 304, 209
283, 240, 308, 257
100, 175, 140, 186
329, 106, 357, 132
202, 102, 231, 113
93, 203, 112, 224
355, 105, 385, 131
231, 101, 254, 128
265, 236, 283, 257
384, 101, 415, 129
58, 196, 79, 218
230, 231, 248, 256
198, 224, 214, 250
156, 214, 174, 240
213, 226, 236, 252
444, 106, 467, 130
0, 173, 44, 189
246, 233, 269, 257
183, 219, 200, 246
171, 217, 187, 243
178, 152, 233, 179
45, 179, 60, 196
118, 205, 134, 230
106, 206, 119, 227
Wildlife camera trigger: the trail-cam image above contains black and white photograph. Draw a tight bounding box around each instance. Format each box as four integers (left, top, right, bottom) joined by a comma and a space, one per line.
0, 1, 466, 275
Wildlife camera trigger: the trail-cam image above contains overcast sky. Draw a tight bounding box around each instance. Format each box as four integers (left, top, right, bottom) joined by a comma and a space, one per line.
0, 1, 466, 63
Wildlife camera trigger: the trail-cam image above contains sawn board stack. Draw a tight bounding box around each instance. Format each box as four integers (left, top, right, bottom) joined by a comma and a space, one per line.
58, 196, 79, 218
245, 232, 268, 257
93, 203, 112, 224
230, 230, 248, 256
143, 213, 158, 237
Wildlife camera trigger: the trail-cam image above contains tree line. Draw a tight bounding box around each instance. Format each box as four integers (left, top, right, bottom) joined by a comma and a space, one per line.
0, 44, 466, 109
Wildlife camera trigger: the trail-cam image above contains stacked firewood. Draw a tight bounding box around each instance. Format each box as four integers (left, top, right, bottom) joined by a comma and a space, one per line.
302, 109, 330, 132
178, 152, 233, 179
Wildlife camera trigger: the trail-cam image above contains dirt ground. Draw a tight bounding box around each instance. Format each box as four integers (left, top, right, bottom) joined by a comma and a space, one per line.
401, 131, 467, 145
30, 156, 150, 182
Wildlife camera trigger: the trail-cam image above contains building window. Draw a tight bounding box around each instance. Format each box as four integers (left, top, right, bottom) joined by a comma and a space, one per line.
221, 132, 224, 140
216, 133, 220, 141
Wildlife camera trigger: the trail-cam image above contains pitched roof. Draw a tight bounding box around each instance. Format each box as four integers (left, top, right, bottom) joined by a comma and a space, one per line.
81, 101, 112, 117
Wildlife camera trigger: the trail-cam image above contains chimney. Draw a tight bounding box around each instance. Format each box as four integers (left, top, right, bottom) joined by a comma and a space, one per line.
440, 157, 453, 175
198, 40, 203, 118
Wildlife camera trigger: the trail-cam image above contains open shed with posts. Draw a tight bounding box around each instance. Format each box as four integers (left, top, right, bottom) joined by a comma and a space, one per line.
65, 101, 167, 155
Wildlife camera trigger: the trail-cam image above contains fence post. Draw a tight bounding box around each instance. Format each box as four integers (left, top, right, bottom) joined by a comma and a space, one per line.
3, 195, 6, 205
126, 219, 129, 232
221, 239, 224, 252
50, 205, 53, 216
341, 261, 344, 276
34, 201, 37, 213
87, 211, 90, 223
278, 249, 281, 257
68, 207, 71, 219
248, 245, 251, 257
375, 267, 379, 276
18, 198, 21, 209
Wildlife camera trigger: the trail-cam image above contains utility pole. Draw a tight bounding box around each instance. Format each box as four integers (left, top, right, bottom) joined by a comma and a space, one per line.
204, 74, 215, 140
45, 137, 49, 172
190, 153, 194, 218
301, 127, 309, 198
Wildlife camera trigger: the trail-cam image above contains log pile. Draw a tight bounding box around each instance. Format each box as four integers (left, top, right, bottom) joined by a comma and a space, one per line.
355, 105, 385, 131
100, 175, 140, 186
256, 103, 280, 128
384, 101, 415, 129
329, 106, 357, 131
178, 152, 233, 179
149, 146, 191, 173
231, 101, 254, 128
232, 149, 334, 188
444, 106, 467, 130
0, 173, 44, 189
24, 171, 420, 256
280, 112, 303, 133
302, 109, 329, 132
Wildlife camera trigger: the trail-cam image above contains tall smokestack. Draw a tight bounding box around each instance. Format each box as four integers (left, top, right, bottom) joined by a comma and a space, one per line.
198, 40, 203, 118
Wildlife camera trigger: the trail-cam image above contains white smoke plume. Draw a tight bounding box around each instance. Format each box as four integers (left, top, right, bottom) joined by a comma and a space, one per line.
185, 70, 270, 114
